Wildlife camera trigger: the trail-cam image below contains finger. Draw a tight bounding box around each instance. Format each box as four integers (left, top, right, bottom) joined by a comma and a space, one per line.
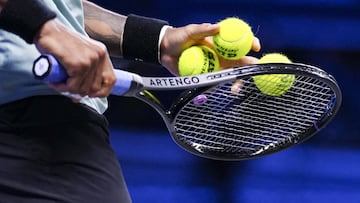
186, 23, 220, 41
66, 76, 89, 96
47, 82, 69, 93
234, 56, 259, 66
220, 56, 259, 69
88, 60, 116, 98
203, 32, 260, 53
202, 36, 215, 48
48, 83, 83, 102
89, 82, 113, 98
231, 79, 244, 95
252, 37, 261, 52
49, 72, 91, 96
77, 61, 101, 96
59, 59, 93, 96
240, 56, 259, 65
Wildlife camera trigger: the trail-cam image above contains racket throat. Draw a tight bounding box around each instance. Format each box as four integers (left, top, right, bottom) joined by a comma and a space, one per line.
136, 91, 174, 131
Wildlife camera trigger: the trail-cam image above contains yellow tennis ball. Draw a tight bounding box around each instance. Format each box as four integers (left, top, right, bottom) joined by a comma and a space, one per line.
178, 46, 220, 76
253, 53, 295, 97
213, 17, 254, 60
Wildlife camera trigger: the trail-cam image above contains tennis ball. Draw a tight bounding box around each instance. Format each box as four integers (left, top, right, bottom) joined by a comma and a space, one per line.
253, 53, 295, 97
213, 17, 254, 60
178, 45, 220, 76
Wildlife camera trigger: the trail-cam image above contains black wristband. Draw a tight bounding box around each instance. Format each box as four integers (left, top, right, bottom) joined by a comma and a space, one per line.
0, 0, 57, 43
122, 14, 169, 64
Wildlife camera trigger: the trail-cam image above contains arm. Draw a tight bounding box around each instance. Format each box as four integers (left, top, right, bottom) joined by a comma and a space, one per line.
82, 1, 220, 74
35, 19, 116, 97
83, 1, 126, 57
82, 1, 261, 75
83, 0, 168, 63
0, 0, 115, 97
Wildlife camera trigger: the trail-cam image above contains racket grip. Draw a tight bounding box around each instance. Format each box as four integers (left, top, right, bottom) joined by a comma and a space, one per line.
32, 54, 142, 96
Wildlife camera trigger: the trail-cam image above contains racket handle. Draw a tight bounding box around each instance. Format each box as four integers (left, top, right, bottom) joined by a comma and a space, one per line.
32, 54, 142, 96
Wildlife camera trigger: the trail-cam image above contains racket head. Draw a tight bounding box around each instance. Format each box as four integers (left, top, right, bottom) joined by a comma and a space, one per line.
166, 63, 342, 161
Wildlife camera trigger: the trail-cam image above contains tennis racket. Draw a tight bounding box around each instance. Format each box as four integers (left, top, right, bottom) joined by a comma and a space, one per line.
33, 54, 342, 161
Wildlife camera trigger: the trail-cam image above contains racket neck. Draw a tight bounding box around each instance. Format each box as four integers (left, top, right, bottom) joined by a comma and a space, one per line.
135, 91, 173, 130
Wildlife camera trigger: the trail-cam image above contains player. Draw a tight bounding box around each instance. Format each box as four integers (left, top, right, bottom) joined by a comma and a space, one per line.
0, 0, 260, 202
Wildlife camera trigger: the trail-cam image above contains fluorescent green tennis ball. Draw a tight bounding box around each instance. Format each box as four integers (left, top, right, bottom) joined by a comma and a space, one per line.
213, 17, 254, 60
258, 53, 292, 64
178, 46, 220, 76
253, 53, 295, 97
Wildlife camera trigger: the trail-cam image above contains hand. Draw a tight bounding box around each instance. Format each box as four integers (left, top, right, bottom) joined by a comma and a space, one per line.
34, 19, 115, 97
159, 23, 261, 75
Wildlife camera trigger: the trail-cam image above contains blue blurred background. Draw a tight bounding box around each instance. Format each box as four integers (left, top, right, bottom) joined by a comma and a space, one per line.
93, 0, 360, 202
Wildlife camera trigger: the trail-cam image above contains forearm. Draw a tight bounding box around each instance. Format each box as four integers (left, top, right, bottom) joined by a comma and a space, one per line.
83, 1, 169, 64
83, 1, 126, 57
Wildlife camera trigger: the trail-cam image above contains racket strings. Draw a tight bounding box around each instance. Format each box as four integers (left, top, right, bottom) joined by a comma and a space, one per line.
173, 75, 336, 157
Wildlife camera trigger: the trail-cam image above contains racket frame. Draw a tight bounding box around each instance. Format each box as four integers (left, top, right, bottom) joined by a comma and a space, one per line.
134, 63, 342, 160
32, 56, 342, 161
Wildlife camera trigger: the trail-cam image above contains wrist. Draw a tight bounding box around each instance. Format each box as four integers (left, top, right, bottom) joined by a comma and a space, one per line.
33, 19, 62, 45
158, 25, 173, 64
0, 0, 56, 43
122, 14, 169, 64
